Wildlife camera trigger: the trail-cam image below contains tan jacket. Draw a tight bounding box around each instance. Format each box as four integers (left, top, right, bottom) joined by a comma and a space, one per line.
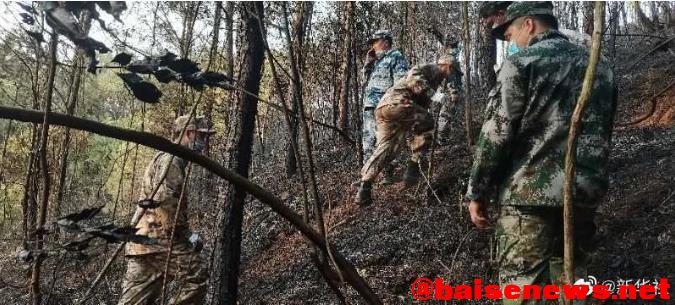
126, 153, 191, 255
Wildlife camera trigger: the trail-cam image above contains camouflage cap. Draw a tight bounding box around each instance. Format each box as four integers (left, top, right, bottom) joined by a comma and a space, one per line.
478, 1, 513, 18
491, 1, 555, 41
173, 115, 216, 135
367, 30, 393, 44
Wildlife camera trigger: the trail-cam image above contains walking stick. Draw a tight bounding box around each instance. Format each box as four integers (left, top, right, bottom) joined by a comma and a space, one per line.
563, 2, 605, 304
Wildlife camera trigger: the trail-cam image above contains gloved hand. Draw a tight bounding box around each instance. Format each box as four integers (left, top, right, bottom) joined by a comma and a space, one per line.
189, 232, 203, 252
365, 48, 377, 66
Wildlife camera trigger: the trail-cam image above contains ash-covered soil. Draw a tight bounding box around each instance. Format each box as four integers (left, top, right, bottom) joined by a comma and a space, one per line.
238, 126, 674, 305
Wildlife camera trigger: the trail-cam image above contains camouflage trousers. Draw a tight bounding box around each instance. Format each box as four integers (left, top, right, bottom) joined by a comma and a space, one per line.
361, 102, 434, 182
497, 205, 596, 305
362, 107, 377, 164
118, 248, 207, 305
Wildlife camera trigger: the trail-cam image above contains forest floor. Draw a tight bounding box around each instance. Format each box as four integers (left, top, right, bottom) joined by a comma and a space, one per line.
0, 34, 674, 305
238, 45, 675, 303
238, 123, 674, 305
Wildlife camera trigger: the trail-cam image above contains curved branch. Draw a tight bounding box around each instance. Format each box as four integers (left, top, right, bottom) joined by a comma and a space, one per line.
618, 79, 675, 127
0, 106, 381, 305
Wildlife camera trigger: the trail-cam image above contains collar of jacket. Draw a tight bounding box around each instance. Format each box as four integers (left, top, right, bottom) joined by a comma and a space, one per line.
527, 29, 569, 47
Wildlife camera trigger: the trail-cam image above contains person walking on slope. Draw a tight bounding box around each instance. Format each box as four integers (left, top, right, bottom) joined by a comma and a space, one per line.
355, 56, 457, 206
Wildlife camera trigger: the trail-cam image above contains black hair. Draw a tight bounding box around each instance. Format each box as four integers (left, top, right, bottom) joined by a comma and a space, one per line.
529, 14, 559, 30
479, 1, 513, 18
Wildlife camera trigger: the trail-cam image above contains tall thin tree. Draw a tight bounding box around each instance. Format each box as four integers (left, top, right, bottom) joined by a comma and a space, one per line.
30, 30, 58, 305
213, 2, 265, 304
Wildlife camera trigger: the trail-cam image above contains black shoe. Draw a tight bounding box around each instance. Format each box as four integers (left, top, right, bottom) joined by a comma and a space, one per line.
355, 181, 373, 206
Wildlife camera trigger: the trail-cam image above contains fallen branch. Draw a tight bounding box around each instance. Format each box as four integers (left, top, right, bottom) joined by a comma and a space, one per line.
617, 79, 675, 127
627, 35, 675, 70
0, 106, 382, 305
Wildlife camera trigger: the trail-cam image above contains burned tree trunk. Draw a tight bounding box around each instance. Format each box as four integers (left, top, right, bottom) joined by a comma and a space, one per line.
461, 3, 474, 146
582, 2, 594, 36
213, 2, 265, 304
30, 30, 59, 305
284, 2, 313, 178
224, 2, 235, 79
337, 1, 355, 131
477, 18, 496, 91
54, 13, 93, 239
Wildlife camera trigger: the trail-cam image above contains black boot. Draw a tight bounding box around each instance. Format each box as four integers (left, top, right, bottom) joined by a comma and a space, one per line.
355, 181, 373, 206
379, 166, 399, 186
401, 160, 421, 190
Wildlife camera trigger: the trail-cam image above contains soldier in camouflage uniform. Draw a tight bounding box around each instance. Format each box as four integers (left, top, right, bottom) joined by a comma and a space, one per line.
465, 3, 617, 305
355, 56, 456, 205
118, 115, 215, 305
361, 30, 409, 185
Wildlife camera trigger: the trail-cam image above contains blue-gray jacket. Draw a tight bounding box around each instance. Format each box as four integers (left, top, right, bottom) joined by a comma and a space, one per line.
362, 49, 409, 108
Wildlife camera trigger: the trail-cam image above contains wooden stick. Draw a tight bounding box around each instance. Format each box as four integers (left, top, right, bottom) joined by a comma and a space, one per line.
617, 79, 675, 127
563, 3, 604, 304
626, 35, 675, 70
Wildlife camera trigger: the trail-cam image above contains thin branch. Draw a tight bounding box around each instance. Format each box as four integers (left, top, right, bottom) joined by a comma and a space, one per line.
627, 35, 675, 70
0, 106, 382, 305
617, 79, 675, 127
563, 3, 604, 303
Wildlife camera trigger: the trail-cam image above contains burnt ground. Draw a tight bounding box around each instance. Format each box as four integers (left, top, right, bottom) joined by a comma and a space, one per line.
1, 32, 673, 305
238, 124, 674, 305
237, 34, 675, 305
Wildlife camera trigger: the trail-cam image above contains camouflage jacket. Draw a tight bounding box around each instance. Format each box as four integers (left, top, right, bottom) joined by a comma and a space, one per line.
378, 63, 448, 110
126, 152, 192, 255
363, 49, 409, 108
465, 30, 617, 207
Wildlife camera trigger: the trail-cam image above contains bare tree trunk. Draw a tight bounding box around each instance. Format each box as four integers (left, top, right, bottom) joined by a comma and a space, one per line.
352, 45, 363, 165
30, 30, 58, 305
461, 3, 474, 146
53, 13, 92, 239
609, 2, 619, 65
477, 16, 496, 91
224, 2, 235, 79
284, 2, 313, 178
583, 2, 594, 36
563, 4, 604, 305
281, 2, 347, 300
570, 2, 579, 31
634, 3, 656, 32
204, 1, 222, 122
213, 2, 265, 304
177, 2, 202, 116
337, 2, 355, 131
0, 120, 12, 224
21, 128, 38, 249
